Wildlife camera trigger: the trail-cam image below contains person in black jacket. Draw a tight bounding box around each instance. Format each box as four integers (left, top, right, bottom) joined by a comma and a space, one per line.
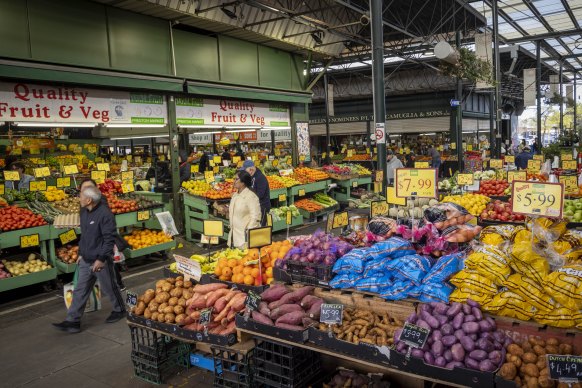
52, 186, 125, 333
243, 160, 270, 225
179, 150, 191, 183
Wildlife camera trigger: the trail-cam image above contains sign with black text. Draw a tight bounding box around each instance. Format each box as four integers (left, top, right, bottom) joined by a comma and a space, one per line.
399, 322, 430, 348
546, 354, 582, 382
320, 304, 343, 325
245, 290, 261, 312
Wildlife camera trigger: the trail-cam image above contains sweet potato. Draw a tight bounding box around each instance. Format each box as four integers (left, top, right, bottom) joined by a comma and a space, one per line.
302, 317, 317, 327
308, 299, 324, 319
193, 283, 228, 294
230, 294, 246, 311
300, 295, 321, 309
252, 311, 274, 325
205, 288, 230, 307
227, 308, 237, 321
275, 322, 304, 331
214, 293, 246, 322
270, 304, 303, 320
268, 286, 314, 309
220, 320, 236, 335
214, 296, 228, 313
258, 301, 270, 316
276, 311, 305, 326
224, 289, 241, 302
188, 297, 208, 310
260, 284, 289, 302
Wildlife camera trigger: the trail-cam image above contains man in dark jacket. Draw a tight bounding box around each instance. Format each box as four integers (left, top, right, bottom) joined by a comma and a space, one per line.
179, 150, 191, 183
52, 186, 125, 333
243, 160, 270, 225
515, 146, 533, 170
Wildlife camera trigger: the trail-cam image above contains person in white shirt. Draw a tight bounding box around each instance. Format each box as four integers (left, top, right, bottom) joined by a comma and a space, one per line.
227, 170, 261, 248
386, 149, 404, 185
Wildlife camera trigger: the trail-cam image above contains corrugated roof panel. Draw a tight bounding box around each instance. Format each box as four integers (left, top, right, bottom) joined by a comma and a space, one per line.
532, 0, 565, 14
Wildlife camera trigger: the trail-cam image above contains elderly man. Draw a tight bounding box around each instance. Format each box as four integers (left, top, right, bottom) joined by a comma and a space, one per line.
52, 186, 125, 333
242, 160, 270, 225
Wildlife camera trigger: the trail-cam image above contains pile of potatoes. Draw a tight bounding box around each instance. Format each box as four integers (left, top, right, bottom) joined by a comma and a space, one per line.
131, 276, 195, 325
317, 308, 403, 347
499, 337, 579, 388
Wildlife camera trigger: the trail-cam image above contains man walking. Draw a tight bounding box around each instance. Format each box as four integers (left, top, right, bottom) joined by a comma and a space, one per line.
243, 160, 270, 225
52, 186, 125, 333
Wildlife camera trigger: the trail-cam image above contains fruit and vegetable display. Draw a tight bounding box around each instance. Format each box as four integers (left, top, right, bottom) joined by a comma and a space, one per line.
24, 201, 64, 223
292, 167, 330, 183
2, 189, 47, 203
203, 182, 233, 200
0, 206, 48, 231
477, 179, 510, 197
266, 175, 286, 189
169, 254, 217, 275
56, 244, 79, 264
473, 170, 498, 181
348, 191, 386, 208
323, 369, 390, 388
123, 229, 173, 250
394, 301, 511, 372
98, 179, 123, 194
343, 153, 371, 161
526, 172, 548, 182
2, 255, 52, 276
182, 180, 211, 196
479, 200, 525, 223
440, 194, 490, 216
43, 187, 67, 202
269, 205, 300, 221
322, 164, 372, 177
105, 194, 138, 214
563, 198, 582, 222
53, 198, 80, 214
0, 262, 11, 279
386, 198, 439, 218
278, 230, 353, 271
295, 198, 324, 212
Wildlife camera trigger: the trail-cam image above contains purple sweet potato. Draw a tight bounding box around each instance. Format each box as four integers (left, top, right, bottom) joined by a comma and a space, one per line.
275, 311, 305, 326
300, 295, 321, 309
261, 284, 290, 303
288, 286, 315, 303
252, 311, 274, 326
275, 322, 304, 331
270, 304, 303, 320
258, 301, 270, 317
307, 299, 324, 319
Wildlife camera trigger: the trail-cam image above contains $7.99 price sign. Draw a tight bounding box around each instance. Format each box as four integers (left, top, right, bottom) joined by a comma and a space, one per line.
511, 181, 564, 218
395, 168, 437, 198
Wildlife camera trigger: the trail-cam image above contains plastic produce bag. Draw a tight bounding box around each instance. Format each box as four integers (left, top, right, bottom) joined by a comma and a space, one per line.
329, 273, 362, 289
354, 276, 392, 293
332, 248, 369, 274
418, 282, 454, 303
384, 254, 432, 286
479, 224, 517, 246
534, 307, 578, 328
365, 237, 415, 261
423, 202, 473, 230
482, 291, 535, 321
449, 286, 493, 305
511, 240, 550, 283
450, 269, 498, 295
422, 252, 464, 284
366, 217, 397, 239
464, 245, 511, 284
379, 280, 415, 301
503, 273, 556, 312
441, 224, 482, 243
543, 265, 582, 311
64, 268, 101, 313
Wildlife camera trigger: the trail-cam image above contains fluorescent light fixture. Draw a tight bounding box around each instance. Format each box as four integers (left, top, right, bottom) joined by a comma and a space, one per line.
105, 124, 166, 128
110, 135, 169, 140
260, 126, 292, 131
178, 124, 224, 129
192, 131, 221, 135
14, 122, 97, 128
224, 125, 259, 129
225, 129, 257, 133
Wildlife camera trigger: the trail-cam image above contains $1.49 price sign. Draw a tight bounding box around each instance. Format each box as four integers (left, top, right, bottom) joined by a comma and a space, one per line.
546, 354, 582, 382
399, 322, 430, 348
512, 181, 564, 218
320, 304, 343, 325
395, 168, 437, 198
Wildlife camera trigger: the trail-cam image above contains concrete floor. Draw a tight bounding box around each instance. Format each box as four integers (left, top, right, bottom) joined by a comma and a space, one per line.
0, 221, 327, 388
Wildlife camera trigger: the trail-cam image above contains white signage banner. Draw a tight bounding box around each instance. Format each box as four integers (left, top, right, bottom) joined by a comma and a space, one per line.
0, 82, 167, 124
188, 133, 213, 144
258, 129, 292, 142
523, 69, 536, 107
175, 97, 290, 127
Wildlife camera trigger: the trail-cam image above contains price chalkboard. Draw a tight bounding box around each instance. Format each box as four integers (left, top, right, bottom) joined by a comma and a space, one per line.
245, 290, 261, 311
126, 290, 138, 308
199, 308, 213, 326
395, 168, 437, 198
320, 303, 343, 325
399, 322, 430, 348
546, 354, 582, 382
512, 181, 563, 218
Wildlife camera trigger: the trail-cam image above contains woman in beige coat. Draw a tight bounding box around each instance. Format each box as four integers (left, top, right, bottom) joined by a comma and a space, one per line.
227, 170, 262, 248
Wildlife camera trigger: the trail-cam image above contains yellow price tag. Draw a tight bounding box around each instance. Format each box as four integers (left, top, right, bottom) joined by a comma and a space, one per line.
209, 160, 215, 167
559, 175, 579, 195
232, 156, 241, 164
4, 171, 20, 181
204, 171, 215, 183
373, 182, 382, 193
467, 145, 473, 151
346, 150, 353, 158
414, 162, 430, 168
299, 155, 306, 162
59, 229, 77, 245
504, 155, 515, 164
330, 152, 334, 157
533, 154, 544, 161
527, 159, 542, 171
386, 186, 406, 206
126, 155, 133, 162
91, 170, 106, 184
352, 181, 358, 188
451, 142, 456, 150
20, 234, 40, 248
286, 211, 292, 225
33, 167, 51, 178
511, 181, 563, 217
266, 214, 273, 227
366, 147, 371, 155
137, 210, 151, 221
298, 189, 306, 197
247, 226, 272, 249
370, 200, 389, 218
562, 154, 573, 161
122, 183, 135, 193
213, 166, 220, 174
213, 156, 222, 164
278, 194, 286, 202
395, 168, 437, 198
332, 211, 349, 229
507, 171, 527, 183
405, 148, 410, 155
97, 163, 110, 172
63, 165, 78, 175
121, 171, 134, 182
203, 220, 224, 237
562, 160, 577, 170
489, 159, 503, 169
274, 149, 281, 157
29, 181, 47, 192
0, 184, 4, 195
56, 177, 71, 188
272, 160, 279, 167
375, 170, 384, 182
251, 155, 257, 162
191, 165, 199, 173
457, 173, 474, 186
438, 145, 444, 152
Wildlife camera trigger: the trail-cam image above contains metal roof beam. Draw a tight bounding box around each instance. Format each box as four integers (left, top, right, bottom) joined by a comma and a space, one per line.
505, 28, 582, 44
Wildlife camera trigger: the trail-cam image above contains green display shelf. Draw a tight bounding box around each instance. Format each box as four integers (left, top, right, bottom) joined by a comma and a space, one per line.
271, 214, 303, 232
54, 260, 77, 274
332, 176, 372, 203
114, 205, 164, 228
0, 267, 57, 292
288, 180, 330, 203
133, 192, 172, 230
269, 188, 289, 206
123, 240, 176, 259
297, 203, 339, 220
183, 194, 230, 242
0, 225, 51, 248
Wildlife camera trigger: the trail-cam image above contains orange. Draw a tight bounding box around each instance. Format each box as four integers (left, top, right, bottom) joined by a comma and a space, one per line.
243, 275, 254, 285
265, 267, 273, 278
219, 275, 230, 281
222, 267, 233, 278
233, 265, 244, 274
271, 258, 278, 267
277, 251, 286, 260
249, 249, 259, 260
218, 258, 228, 267
232, 273, 244, 284
243, 267, 253, 276
214, 266, 222, 276
227, 258, 238, 268
251, 268, 260, 278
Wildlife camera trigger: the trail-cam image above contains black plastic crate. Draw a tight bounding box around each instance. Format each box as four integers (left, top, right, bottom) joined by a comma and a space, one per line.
129, 324, 178, 361
286, 260, 333, 287
252, 338, 321, 388
131, 342, 191, 385
211, 344, 255, 388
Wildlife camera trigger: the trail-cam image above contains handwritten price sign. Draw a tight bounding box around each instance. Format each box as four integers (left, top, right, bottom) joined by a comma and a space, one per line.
370, 200, 389, 218
414, 161, 429, 168
332, 211, 349, 229
4, 171, 20, 181
504, 155, 515, 164
562, 160, 577, 170
59, 229, 77, 245
20, 234, 40, 248
395, 168, 437, 198
96, 163, 110, 172
546, 354, 582, 382
559, 176, 578, 195
33, 167, 51, 178
91, 170, 106, 184
457, 173, 474, 186
137, 210, 150, 221
512, 181, 563, 218
562, 154, 573, 161
121, 171, 134, 182
320, 304, 343, 325
489, 159, 503, 169
533, 154, 544, 161
507, 171, 527, 183
399, 322, 430, 348
63, 165, 78, 175
527, 159, 542, 172
29, 181, 47, 192
56, 177, 71, 188
204, 171, 214, 183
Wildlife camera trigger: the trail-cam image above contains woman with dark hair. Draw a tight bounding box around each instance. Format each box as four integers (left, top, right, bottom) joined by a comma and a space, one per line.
7, 161, 35, 190
227, 170, 261, 248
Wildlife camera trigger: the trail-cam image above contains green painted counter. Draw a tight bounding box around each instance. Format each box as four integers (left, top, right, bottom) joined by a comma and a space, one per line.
288, 180, 330, 203
332, 176, 372, 202
123, 240, 176, 259
0, 267, 58, 292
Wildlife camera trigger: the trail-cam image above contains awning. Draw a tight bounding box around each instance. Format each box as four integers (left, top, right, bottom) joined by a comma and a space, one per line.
187, 81, 312, 104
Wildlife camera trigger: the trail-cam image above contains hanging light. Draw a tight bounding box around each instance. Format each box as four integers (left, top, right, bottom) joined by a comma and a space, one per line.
311, 31, 324, 45
220, 5, 238, 20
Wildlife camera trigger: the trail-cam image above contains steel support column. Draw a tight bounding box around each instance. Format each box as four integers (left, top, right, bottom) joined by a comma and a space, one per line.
167, 96, 183, 232
492, 0, 502, 158
366, 121, 372, 153
370, 0, 387, 188
559, 62, 564, 130
536, 41, 542, 148
324, 71, 331, 156
455, 31, 464, 172
575, 77, 578, 135
489, 93, 495, 153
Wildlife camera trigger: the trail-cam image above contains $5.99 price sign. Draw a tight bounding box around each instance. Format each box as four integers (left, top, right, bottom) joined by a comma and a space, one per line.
320, 304, 343, 325
395, 168, 437, 198
511, 181, 564, 218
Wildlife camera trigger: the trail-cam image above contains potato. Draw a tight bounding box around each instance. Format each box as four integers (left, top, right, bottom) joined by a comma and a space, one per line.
522, 363, 540, 378
148, 302, 159, 312
545, 345, 559, 355
539, 375, 554, 388
155, 280, 167, 288
500, 363, 517, 380
533, 345, 546, 356
157, 313, 165, 323
173, 305, 184, 315
168, 297, 178, 306
546, 338, 559, 346
144, 308, 152, 319
143, 290, 155, 304
183, 281, 193, 288
162, 305, 173, 314
176, 276, 184, 282
175, 280, 184, 288
509, 355, 523, 368
539, 367, 550, 377
166, 278, 176, 284
155, 293, 165, 304
559, 343, 573, 355
514, 376, 521, 387
158, 292, 170, 303
151, 312, 159, 320
178, 298, 186, 307
158, 303, 168, 313
138, 295, 144, 303
508, 344, 525, 357
156, 287, 162, 294
525, 376, 539, 388
134, 306, 145, 316
523, 352, 538, 363
522, 341, 533, 352
182, 290, 193, 300
164, 312, 175, 323
175, 313, 186, 325
137, 301, 146, 310
536, 358, 546, 370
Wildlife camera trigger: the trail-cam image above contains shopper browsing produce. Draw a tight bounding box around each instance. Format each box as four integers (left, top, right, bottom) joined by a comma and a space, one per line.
515, 146, 533, 170
385, 149, 404, 184
428, 145, 441, 171
6, 161, 34, 191
243, 160, 270, 225
52, 186, 125, 333
227, 170, 261, 249
405, 151, 416, 168
178, 150, 191, 183
221, 146, 232, 161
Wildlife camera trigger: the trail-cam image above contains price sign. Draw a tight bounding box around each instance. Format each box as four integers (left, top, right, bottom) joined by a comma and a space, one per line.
29, 180, 47, 192
232, 156, 241, 164
332, 211, 348, 229
352, 181, 358, 188
245, 290, 262, 311
504, 155, 515, 164
507, 171, 527, 183
533, 154, 544, 161
366, 147, 371, 154
4, 171, 20, 181
512, 181, 563, 217
278, 194, 286, 202
457, 173, 474, 186
122, 183, 135, 193
59, 229, 77, 245
203, 220, 224, 237
414, 161, 430, 168
547, 354, 582, 382
286, 211, 292, 225
272, 160, 279, 167
374, 170, 383, 183
20, 234, 40, 248
562, 154, 573, 161
213, 166, 220, 174
527, 159, 542, 171
56, 177, 71, 188
320, 304, 343, 325
33, 167, 51, 178
326, 212, 335, 233
298, 189, 306, 197
247, 226, 272, 249
386, 186, 406, 206
63, 165, 78, 175
174, 254, 202, 282
0, 184, 4, 195
274, 149, 281, 157
560, 176, 579, 195
266, 213, 272, 227
562, 160, 577, 170
126, 290, 138, 308
91, 170, 106, 184
330, 152, 334, 157
137, 210, 151, 221
370, 200, 389, 218
451, 142, 456, 150
121, 171, 134, 182
212, 156, 221, 165
395, 168, 437, 198
96, 163, 110, 172
438, 145, 444, 152
346, 150, 353, 158
199, 308, 213, 326
467, 144, 473, 151
191, 165, 199, 173
373, 182, 382, 193
489, 159, 503, 169
209, 159, 215, 167
204, 171, 215, 183
299, 155, 306, 162
399, 322, 430, 348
